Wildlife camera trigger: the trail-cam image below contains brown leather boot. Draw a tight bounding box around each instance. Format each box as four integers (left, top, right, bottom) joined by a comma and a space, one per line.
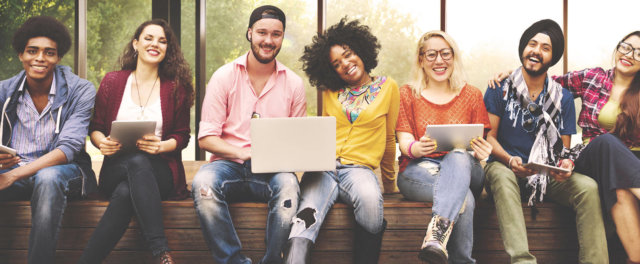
418, 215, 453, 264
155, 251, 175, 264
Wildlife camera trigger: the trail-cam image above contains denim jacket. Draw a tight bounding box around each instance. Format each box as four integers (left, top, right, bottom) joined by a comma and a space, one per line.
0, 65, 97, 197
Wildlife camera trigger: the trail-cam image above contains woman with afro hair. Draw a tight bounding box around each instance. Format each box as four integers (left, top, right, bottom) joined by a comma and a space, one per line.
283, 18, 399, 264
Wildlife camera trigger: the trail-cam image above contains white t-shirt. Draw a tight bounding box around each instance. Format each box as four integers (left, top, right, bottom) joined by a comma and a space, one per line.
115, 73, 163, 137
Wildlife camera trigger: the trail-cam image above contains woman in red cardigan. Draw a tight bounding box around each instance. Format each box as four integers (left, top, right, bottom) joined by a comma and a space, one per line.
78, 19, 193, 264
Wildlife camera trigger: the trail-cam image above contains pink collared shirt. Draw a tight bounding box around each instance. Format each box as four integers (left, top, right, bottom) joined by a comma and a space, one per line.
199, 53, 307, 163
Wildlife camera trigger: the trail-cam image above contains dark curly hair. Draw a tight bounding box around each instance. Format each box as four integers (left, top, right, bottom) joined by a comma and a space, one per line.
119, 19, 194, 111
12, 16, 72, 58
300, 17, 380, 91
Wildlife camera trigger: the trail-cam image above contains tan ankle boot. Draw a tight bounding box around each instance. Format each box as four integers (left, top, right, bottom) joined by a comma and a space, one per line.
418, 215, 453, 264
155, 251, 175, 264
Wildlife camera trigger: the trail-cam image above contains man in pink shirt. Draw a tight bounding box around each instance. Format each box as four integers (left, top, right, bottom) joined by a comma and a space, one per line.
192, 5, 306, 264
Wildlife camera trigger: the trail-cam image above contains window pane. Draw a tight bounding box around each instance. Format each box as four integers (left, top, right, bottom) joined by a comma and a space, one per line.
447, 0, 563, 90
205, 0, 318, 114
327, 0, 441, 87
85, 0, 152, 160
0, 0, 75, 80
568, 0, 640, 70
182, 1, 196, 161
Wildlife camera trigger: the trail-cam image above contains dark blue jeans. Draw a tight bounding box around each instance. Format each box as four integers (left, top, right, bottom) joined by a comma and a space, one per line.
0, 163, 83, 264
192, 159, 299, 264
78, 152, 173, 263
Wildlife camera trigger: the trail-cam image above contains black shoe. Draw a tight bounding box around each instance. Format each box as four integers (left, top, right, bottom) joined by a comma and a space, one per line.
353, 219, 387, 264
283, 237, 313, 264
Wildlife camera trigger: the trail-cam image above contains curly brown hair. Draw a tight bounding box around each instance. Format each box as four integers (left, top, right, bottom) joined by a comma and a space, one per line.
119, 19, 194, 111
300, 17, 380, 91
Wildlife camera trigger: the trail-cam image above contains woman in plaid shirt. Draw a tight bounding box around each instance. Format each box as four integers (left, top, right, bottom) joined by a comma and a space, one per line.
491, 31, 640, 263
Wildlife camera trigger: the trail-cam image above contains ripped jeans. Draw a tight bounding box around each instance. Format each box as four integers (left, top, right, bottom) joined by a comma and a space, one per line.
192, 160, 299, 264
289, 162, 384, 242
397, 151, 484, 264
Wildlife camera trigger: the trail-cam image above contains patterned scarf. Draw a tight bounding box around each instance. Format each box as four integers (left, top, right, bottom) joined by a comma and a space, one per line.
503, 67, 564, 206
338, 76, 385, 123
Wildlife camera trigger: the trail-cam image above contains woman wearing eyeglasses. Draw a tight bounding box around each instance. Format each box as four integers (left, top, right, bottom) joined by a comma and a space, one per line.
395, 30, 492, 264
490, 31, 640, 263
283, 18, 398, 264
78, 19, 193, 264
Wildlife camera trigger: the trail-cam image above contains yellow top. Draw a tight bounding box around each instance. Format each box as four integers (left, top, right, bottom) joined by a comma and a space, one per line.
596, 99, 619, 132
585, 99, 639, 151
322, 77, 399, 185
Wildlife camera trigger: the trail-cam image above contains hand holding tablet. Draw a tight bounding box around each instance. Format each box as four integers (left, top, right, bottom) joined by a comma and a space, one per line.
0, 145, 19, 170
0, 145, 16, 157
425, 124, 484, 152
110, 121, 157, 152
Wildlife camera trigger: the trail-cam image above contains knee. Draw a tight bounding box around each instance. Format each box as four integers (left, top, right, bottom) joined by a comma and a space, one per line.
191, 170, 224, 202
271, 173, 300, 198
590, 133, 624, 149
443, 151, 473, 167
125, 153, 153, 171
615, 189, 636, 204
485, 164, 516, 189
111, 182, 131, 200
33, 167, 66, 191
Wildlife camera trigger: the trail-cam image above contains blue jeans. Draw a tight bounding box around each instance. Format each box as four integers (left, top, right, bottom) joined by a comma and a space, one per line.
397, 151, 484, 264
0, 163, 82, 264
192, 160, 299, 264
78, 152, 173, 263
289, 162, 384, 242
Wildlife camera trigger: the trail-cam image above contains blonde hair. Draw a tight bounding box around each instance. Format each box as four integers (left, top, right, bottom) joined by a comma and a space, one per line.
409, 30, 468, 97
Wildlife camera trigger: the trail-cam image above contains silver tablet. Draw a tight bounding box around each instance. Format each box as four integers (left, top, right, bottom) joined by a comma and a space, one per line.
425, 124, 484, 152
523, 162, 571, 174
110, 120, 157, 151
0, 144, 16, 156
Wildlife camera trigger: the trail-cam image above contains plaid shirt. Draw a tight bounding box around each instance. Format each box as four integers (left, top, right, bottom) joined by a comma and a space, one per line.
552, 67, 613, 141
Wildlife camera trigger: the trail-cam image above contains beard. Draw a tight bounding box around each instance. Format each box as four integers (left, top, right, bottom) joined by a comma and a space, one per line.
522, 54, 550, 77
250, 40, 281, 64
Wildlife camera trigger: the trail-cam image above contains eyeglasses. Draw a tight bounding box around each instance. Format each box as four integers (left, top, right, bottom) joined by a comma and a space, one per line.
522, 103, 543, 132
422, 48, 453, 62
617, 42, 640, 62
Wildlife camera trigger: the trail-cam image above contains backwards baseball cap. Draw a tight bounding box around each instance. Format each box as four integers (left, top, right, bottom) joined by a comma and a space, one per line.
518, 19, 564, 67
246, 5, 286, 41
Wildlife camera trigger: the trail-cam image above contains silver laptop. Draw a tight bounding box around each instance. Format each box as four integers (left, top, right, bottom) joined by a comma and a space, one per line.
250, 116, 336, 173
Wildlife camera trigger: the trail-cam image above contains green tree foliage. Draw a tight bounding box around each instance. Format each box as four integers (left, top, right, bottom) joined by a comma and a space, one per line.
1, 0, 418, 116
86, 0, 151, 88
0, 0, 75, 81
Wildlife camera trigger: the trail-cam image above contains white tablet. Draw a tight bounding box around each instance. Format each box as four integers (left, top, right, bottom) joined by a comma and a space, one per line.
425, 124, 484, 152
523, 162, 571, 174
110, 120, 157, 151
0, 144, 16, 156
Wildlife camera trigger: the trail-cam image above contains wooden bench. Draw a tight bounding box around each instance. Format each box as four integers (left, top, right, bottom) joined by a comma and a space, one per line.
0, 161, 626, 263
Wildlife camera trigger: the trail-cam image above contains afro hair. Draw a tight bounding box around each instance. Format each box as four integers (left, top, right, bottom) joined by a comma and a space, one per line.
300, 17, 380, 91
12, 16, 72, 58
